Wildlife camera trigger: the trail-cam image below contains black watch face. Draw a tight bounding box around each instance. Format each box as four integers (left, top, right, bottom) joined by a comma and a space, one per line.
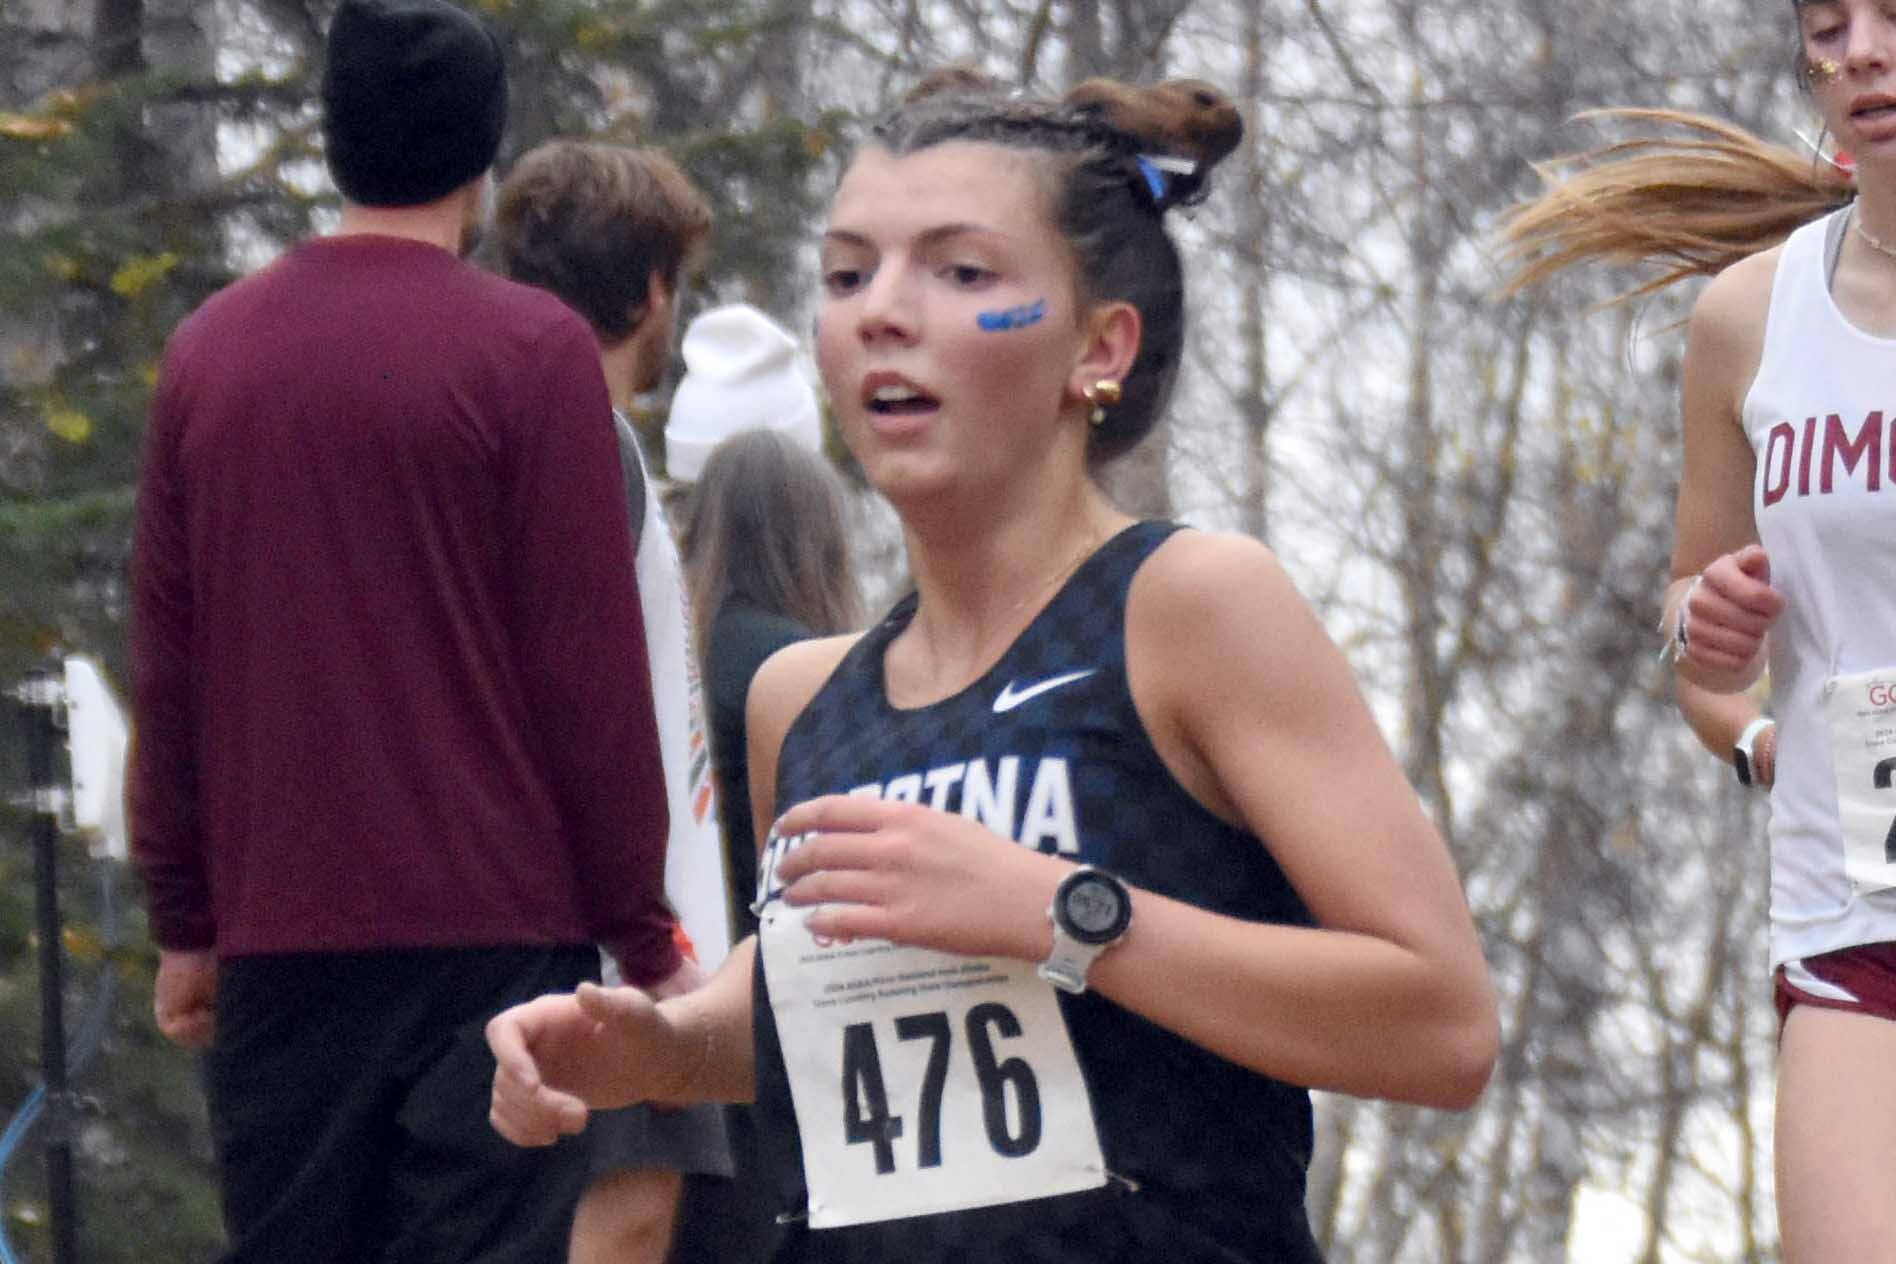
1060, 873, 1131, 945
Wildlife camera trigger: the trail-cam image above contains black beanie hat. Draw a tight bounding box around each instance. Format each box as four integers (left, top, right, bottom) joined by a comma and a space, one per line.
321, 0, 508, 207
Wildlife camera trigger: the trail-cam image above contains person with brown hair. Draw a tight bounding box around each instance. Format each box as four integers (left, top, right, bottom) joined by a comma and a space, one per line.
1505, 4, 1896, 1257
488, 139, 730, 1264
489, 74, 1497, 1263
488, 139, 709, 397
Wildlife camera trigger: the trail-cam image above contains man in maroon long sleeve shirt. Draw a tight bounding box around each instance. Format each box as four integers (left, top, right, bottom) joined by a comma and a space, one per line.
129, 2, 687, 1258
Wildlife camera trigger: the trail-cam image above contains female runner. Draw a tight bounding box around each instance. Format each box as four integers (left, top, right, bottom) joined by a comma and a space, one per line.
490, 75, 1498, 1263
1506, 3, 1896, 1255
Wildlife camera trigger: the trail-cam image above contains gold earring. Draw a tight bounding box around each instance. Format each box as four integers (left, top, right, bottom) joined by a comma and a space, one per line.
1082, 379, 1123, 425
1813, 57, 1843, 83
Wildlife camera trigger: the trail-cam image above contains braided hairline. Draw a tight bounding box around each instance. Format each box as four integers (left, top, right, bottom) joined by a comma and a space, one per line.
869, 97, 1180, 225
872, 97, 1138, 165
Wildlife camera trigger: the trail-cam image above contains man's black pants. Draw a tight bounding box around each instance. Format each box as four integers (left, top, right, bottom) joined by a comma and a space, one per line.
205, 945, 597, 1264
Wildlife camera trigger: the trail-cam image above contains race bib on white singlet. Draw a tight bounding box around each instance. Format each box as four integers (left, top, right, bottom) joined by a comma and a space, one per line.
758, 838, 1106, 1228
1824, 668, 1896, 892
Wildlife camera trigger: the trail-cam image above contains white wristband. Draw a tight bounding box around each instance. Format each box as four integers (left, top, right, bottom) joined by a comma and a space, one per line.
1734, 715, 1775, 789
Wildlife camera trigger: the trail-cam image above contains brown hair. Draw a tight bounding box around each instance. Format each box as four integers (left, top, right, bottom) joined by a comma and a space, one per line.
489, 140, 711, 341
864, 74, 1244, 463
899, 64, 1003, 106
1500, 108, 1853, 304
681, 429, 864, 664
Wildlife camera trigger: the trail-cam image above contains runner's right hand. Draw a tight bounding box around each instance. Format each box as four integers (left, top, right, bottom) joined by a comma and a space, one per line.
486, 983, 684, 1146
1684, 544, 1785, 673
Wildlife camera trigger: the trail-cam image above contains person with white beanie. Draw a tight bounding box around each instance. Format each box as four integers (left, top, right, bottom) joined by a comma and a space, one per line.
664, 304, 825, 482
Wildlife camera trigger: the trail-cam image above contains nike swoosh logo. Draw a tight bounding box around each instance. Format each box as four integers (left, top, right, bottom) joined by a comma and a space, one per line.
993, 669, 1097, 713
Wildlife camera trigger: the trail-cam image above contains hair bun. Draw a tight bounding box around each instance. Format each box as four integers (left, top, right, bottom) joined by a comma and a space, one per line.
1063, 78, 1244, 173
901, 64, 1007, 106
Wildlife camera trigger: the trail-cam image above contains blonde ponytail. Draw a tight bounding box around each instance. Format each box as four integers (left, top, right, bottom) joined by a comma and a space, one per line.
1500, 108, 1853, 304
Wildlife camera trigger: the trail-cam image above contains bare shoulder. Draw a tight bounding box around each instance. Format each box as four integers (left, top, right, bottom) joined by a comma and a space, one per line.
1709, 242, 1781, 302
744, 631, 863, 840
748, 633, 862, 741
1676, 245, 1781, 451
1689, 246, 1778, 362
1125, 527, 1379, 825
1129, 528, 1306, 636
1125, 529, 1332, 729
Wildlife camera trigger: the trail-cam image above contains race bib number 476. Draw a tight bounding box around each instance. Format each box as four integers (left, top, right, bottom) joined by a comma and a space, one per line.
1825, 668, 1896, 892
761, 900, 1107, 1228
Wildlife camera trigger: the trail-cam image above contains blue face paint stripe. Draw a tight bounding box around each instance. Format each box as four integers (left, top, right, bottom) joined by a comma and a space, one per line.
977, 298, 1047, 332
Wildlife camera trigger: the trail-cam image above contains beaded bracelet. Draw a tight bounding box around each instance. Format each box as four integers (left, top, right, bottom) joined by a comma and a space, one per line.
1658, 574, 1702, 665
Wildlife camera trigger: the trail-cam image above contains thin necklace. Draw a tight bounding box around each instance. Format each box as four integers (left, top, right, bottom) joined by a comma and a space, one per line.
1004, 527, 1108, 616
1853, 204, 1896, 263
901, 526, 1110, 702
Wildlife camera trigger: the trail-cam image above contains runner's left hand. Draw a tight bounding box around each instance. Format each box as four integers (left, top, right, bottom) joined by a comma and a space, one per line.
771, 795, 1068, 961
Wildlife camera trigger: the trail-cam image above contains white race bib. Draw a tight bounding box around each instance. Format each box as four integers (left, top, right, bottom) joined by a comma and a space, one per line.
1824, 667, 1896, 892
758, 858, 1106, 1229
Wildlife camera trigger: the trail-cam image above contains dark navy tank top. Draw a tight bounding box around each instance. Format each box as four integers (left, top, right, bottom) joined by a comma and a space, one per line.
751, 521, 1325, 1263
